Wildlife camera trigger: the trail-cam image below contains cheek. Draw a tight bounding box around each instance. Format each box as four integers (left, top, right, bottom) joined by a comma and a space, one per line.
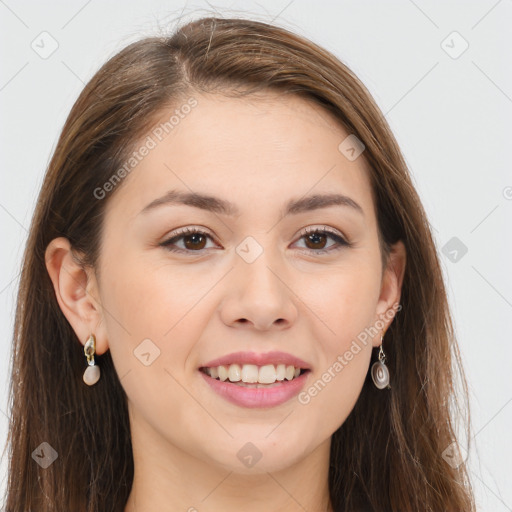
297, 346, 371, 446
298, 259, 380, 428
99, 254, 216, 370
98, 273, 217, 465
97, 259, 216, 446
305, 255, 381, 347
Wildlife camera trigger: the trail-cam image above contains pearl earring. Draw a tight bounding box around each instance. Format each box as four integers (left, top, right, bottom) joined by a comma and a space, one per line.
371, 331, 391, 389
83, 334, 101, 386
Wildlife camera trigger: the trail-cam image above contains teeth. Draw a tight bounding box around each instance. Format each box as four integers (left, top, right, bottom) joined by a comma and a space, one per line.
241, 364, 258, 383
259, 364, 277, 384
228, 364, 241, 382
203, 363, 305, 384
218, 365, 228, 381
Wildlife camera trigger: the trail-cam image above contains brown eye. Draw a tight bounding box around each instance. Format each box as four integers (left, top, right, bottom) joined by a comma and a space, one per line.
304, 231, 328, 250
160, 227, 216, 253
161, 226, 349, 255
295, 227, 350, 255
182, 233, 207, 250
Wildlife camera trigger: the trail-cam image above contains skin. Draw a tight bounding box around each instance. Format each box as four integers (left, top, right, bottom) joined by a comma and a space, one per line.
46, 91, 406, 512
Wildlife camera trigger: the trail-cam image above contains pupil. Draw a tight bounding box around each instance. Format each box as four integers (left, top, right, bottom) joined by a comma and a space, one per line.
307, 233, 326, 249
184, 234, 206, 250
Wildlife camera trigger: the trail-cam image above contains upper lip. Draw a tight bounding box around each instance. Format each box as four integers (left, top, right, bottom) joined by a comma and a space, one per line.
200, 351, 312, 370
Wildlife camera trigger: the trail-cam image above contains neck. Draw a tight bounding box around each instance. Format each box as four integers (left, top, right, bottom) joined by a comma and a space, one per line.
124, 411, 333, 512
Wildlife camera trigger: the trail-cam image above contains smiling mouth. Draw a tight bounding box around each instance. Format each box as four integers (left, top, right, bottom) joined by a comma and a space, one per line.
199, 364, 310, 387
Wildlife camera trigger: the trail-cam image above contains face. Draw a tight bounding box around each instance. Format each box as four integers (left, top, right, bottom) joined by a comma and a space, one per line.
92, 92, 400, 474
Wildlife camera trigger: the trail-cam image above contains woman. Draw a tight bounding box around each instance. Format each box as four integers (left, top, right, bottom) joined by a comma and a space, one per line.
3, 16, 476, 512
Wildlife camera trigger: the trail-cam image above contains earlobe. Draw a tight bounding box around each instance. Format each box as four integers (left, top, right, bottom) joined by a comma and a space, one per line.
374, 240, 407, 344
44, 237, 109, 355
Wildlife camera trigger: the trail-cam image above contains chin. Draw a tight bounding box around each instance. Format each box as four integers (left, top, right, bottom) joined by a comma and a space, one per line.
206, 434, 311, 475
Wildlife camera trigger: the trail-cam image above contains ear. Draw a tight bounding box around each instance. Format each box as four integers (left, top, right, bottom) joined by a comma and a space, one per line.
45, 237, 109, 355
373, 240, 406, 347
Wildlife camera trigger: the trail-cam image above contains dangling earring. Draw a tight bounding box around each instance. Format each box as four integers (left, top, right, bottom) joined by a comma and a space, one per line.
371, 331, 391, 389
83, 334, 101, 386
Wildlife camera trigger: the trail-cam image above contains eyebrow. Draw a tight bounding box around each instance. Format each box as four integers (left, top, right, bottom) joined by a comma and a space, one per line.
139, 189, 364, 217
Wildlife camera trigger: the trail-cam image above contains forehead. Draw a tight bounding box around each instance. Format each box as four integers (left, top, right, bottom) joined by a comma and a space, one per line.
104, 91, 375, 224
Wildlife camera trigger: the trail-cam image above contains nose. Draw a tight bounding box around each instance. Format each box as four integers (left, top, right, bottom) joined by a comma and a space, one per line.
219, 249, 298, 331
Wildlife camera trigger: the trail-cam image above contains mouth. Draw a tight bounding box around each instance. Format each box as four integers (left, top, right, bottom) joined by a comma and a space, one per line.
198, 363, 312, 408
197, 351, 312, 408
199, 364, 311, 387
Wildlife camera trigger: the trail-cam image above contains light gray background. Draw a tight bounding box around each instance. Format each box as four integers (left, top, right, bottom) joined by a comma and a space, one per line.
1, 1, 511, 510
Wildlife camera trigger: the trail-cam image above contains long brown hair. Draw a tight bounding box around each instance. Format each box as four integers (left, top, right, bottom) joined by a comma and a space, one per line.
3, 16, 476, 511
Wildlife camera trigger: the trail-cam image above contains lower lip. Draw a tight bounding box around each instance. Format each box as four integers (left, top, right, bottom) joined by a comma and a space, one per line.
199, 370, 311, 408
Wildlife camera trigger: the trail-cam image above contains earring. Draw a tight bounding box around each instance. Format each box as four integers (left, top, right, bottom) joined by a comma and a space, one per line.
371, 331, 391, 389
83, 334, 101, 386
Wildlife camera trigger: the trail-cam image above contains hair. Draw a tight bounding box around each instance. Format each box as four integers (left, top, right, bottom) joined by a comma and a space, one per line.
3, 15, 476, 512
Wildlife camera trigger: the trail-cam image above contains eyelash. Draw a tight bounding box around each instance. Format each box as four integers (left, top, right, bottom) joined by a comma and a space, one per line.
159, 225, 351, 256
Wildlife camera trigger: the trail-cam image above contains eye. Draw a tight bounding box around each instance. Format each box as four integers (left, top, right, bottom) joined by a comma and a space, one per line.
293, 226, 350, 255
160, 226, 217, 253
160, 225, 351, 255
